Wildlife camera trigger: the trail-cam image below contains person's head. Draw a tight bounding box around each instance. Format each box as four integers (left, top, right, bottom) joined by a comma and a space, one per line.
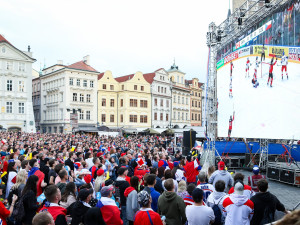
49, 159, 56, 168
164, 169, 173, 179
7, 161, 17, 172
0, 184, 5, 196
233, 173, 245, 182
61, 182, 76, 202
118, 167, 128, 177
100, 185, 114, 198
29, 159, 38, 168
44, 185, 61, 203
192, 188, 204, 204
22, 175, 38, 196
253, 165, 260, 175
218, 161, 225, 170
78, 188, 93, 202
186, 155, 192, 162
198, 172, 207, 183
257, 179, 268, 193
164, 178, 174, 192
146, 174, 156, 187
138, 190, 151, 208
157, 166, 165, 178
15, 169, 27, 185
32, 212, 55, 225
130, 176, 139, 191
58, 169, 68, 180
54, 163, 64, 174
21, 160, 29, 170
234, 180, 244, 195
187, 183, 196, 195
208, 165, 215, 177
178, 180, 187, 193
275, 209, 300, 225
215, 180, 226, 192
96, 169, 105, 177
149, 167, 158, 176
93, 157, 100, 165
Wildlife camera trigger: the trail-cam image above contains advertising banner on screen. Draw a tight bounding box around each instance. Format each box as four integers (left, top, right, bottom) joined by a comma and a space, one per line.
217, 59, 224, 69
224, 51, 238, 64
253, 45, 269, 56
269, 46, 289, 58
289, 47, 300, 62
238, 46, 250, 57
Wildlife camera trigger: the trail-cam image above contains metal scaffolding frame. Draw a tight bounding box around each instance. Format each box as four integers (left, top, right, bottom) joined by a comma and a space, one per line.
204, 0, 291, 165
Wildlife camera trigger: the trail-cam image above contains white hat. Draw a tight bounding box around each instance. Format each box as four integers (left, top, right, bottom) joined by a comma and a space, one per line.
234, 181, 244, 195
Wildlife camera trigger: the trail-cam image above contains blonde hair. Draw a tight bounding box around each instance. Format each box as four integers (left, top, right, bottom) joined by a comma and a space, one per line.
178, 180, 187, 193
12, 170, 27, 189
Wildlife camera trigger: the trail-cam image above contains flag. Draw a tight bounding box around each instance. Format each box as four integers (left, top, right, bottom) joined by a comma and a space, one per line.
194, 141, 202, 150
1, 139, 7, 145
71, 146, 75, 152
265, 20, 272, 31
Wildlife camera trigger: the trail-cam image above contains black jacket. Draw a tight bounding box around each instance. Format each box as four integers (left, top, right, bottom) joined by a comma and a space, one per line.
22, 190, 39, 225
70, 201, 90, 225
250, 191, 285, 225
115, 177, 130, 206
65, 158, 75, 171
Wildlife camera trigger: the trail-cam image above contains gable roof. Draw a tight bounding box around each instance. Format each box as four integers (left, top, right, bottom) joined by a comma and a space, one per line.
67, 61, 98, 72
0, 34, 11, 45
115, 74, 135, 83
98, 73, 104, 80
143, 73, 155, 84
154, 68, 164, 72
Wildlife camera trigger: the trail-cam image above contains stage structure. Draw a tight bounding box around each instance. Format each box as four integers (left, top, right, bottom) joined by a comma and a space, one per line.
205, 0, 294, 168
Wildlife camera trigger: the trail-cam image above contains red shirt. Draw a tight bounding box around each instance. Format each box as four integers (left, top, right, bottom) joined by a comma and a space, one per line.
269, 61, 276, 73
134, 209, 163, 225
0, 201, 10, 225
183, 161, 199, 183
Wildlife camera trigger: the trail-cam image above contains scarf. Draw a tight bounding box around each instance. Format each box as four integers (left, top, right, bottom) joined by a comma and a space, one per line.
28, 167, 39, 177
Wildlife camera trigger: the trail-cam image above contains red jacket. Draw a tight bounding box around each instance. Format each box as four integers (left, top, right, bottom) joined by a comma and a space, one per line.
97, 197, 123, 225
40, 204, 67, 221
134, 168, 149, 183
184, 161, 199, 183
35, 170, 45, 196
0, 201, 10, 225
134, 209, 163, 225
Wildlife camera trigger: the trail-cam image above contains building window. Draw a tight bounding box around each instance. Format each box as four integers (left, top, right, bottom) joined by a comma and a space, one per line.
166, 113, 169, 121
164, 87, 167, 93
102, 98, 106, 107
154, 99, 157, 106
120, 99, 124, 107
134, 85, 137, 90
130, 115, 137, 123
130, 99, 137, 107
140, 115, 147, 123
120, 114, 123, 122
69, 78, 73, 85
154, 113, 157, 120
182, 112, 184, 120
18, 81, 24, 92
101, 114, 106, 122
7, 80, 12, 91
178, 96, 180, 104
186, 113, 188, 120
18, 103, 25, 114
122, 85, 124, 90
160, 99, 163, 107
181, 77, 183, 84
77, 79, 80, 86
79, 94, 84, 102
178, 112, 180, 120
86, 111, 91, 120
195, 92, 197, 96
110, 99, 115, 107
195, 101, 197, 107
6, 102, 12, 113
198, 114, 201, 121
110, 85, 114, 90
166, 100, 169, 107
177, 76, 179, 83
140, 100, 147, 108
83, 80, 87, 87
160, 113, 163, 121
192, 113, 194, 120
19, 62, 25, 72
86, 94, 91, 102
79, 110, 84, 120
73, 93, 77, 101
174, 96, 176, 103
141, 86, 144, 91
186, 98, 188, 105
158, 86, 160, 93
110, 115, 114, 122
6, 61, 12, 70
199, 93, 201, 97
192, 101, 194, 107
102, 84, 106, 89
173, 112, 176, 119
90, 81, 94, 88
182, 97, 184, 104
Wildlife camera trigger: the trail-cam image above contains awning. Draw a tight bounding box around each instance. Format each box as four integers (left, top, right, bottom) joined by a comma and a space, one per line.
74, 126, 99, 132
143, 128, 160, 134
122, 128, 138, 134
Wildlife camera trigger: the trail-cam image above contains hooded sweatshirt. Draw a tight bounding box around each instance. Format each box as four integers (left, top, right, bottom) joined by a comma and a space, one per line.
223, 194, 254, 225
124, 187, 139, 221
115, 176, 130, 206
97, 197, 123, 225
250, 192, 285, 225
208, 170, 233, 190
40, 203, 67, 222
207, 191, 227, 223
157, 191, 187, 225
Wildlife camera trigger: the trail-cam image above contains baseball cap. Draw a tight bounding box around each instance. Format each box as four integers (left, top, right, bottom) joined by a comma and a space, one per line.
100, 185, 114, 197
253, 165, 259, 175
138, 190, 151, 207
218, 161, 225, 170
234, 180, 244, 195
97, 169, 104, 177
78, 188, 93, 201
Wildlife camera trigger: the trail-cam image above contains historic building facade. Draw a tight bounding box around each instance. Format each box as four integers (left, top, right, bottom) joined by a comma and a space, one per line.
0, 35, 36, 132
187, 78, 203, 127
32, 76, 41, 132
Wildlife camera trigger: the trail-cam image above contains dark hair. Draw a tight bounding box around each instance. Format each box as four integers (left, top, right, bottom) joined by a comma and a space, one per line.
7, 161, 16, 173
130, 176, 139, 192
44, 185, 59, 202
32, 212, 53, 225
49, 159, 56, 167
61, 182, 76, 202
22, 175, 38, 196
164, 178, 174, 191
257, 179, 268, 192
58, 169, 67, 179
215, 180, 226, 192
29, 159, 37, 168
84, 152, 91, 160
54, 163, 64, 174
92, 157, 99, 164
192, 188, 204, 203
69, 152, 74, 158
150, 167, 157, 175
164, 169, 173, 179
21, 160, 29, 169
187, 183, 196, 195
119, 157, 126, 165
157, 167, 165, 179
146, 174, 156, 186
234, 173, 245, 182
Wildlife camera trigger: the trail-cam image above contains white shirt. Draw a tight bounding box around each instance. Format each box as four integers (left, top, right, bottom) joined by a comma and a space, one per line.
196, 183, 215, 203
281, 55, 288, 66
186, 205, 215, 225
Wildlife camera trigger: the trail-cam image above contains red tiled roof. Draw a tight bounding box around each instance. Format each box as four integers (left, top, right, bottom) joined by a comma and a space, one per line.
0, 34, 11, 45
198, 82, 204, 88
98, 73, 104, 80
115, 74, 135, 83
67, 61, 98, 72
186, 80, 193, 84
143, 73, 155, 84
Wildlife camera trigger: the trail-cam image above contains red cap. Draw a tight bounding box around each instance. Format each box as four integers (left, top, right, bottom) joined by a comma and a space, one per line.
96, 152, 103, 157
121, 153, 126, 157
97, 169, 105, 176
84, 174, 92, 183
218, 161, 225, 170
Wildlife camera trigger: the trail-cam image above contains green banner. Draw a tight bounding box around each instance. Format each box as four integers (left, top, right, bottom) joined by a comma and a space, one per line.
217, 59, 224, 69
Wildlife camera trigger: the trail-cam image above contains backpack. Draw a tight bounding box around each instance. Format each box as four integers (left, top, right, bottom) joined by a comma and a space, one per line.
211, 197, 223, 225
12, 195, 25, 222
260, 207, 274, 225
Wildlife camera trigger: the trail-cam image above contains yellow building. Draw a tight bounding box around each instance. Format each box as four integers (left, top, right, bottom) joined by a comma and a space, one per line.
187, 78, 203, 127
97, 71, 152, 128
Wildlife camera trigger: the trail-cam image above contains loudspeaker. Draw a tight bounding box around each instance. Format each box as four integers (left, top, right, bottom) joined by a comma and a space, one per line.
183, 130, 196, 156
280, 169, 295, 184
267, 166, 280, 181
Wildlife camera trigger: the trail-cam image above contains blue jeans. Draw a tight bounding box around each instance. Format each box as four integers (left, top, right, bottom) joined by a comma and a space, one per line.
121, 205, 127, 225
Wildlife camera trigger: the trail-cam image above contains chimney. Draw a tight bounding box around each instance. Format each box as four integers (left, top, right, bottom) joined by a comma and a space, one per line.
57, 60, 63, 65
28, 45, 31, 52
83, 55, 90, 65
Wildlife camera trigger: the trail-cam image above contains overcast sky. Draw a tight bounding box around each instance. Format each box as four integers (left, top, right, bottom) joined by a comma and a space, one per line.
0, 0, 230, 82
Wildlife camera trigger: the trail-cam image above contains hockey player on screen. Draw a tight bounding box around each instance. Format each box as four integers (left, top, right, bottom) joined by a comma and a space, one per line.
228, 111, 235, 138
245, 57, 251, 77
253, 56, 260, 80
229, 81, 233, 98
281, 51, 288, 80
266, 57, 277, 87
230, 61, 234, 81
261, 44, 266, 62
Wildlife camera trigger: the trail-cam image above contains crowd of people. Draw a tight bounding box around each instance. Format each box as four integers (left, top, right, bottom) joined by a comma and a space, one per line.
0, 131, 298, 225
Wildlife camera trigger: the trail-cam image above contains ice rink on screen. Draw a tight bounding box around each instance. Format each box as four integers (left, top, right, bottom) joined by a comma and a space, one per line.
217, 56, 300, 139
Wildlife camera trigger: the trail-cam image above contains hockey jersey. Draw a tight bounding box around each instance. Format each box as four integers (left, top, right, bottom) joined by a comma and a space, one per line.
269, 61, 277, 73
196, 183, 215, 203
281, 55, 288, 65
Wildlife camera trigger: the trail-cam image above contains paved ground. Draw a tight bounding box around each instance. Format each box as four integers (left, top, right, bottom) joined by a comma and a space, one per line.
235, 169, 300, 220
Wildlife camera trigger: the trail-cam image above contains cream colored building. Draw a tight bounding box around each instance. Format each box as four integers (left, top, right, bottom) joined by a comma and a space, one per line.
168, 62, 191, 128
187, 78, 203, 127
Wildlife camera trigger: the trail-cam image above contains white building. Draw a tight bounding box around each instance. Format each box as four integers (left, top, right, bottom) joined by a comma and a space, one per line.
40, 56, 99, 133
0, 35, 36, 132
144, 68, 172, 129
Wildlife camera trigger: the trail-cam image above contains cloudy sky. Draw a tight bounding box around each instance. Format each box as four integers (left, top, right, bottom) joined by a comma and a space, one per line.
0, 0, 230, 82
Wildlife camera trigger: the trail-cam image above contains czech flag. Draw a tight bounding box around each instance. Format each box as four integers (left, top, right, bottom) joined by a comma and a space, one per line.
265, 20, 272, 31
